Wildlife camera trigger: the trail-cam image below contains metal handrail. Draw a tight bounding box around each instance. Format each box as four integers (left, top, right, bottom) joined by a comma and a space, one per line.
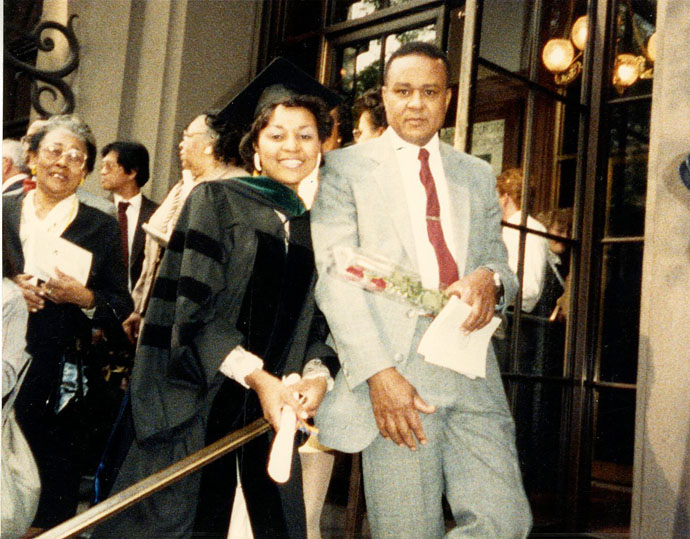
38, 418, 271, 539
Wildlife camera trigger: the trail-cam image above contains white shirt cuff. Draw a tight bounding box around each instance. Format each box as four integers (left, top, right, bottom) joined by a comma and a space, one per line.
219, 345, 264, 389
302, 358, 335, 391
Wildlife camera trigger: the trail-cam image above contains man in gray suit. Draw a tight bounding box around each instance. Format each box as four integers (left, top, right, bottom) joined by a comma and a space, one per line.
311, 42, 531, 538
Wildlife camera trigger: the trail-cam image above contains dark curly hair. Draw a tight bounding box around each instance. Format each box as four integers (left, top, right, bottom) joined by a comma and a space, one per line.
353, 87, 387, 130
204, 110, 243, 165
238, 95, 333, 170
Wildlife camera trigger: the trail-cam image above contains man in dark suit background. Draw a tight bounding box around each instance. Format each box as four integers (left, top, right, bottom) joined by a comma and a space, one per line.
2, 138, 31, 194
100, 142, 158, 292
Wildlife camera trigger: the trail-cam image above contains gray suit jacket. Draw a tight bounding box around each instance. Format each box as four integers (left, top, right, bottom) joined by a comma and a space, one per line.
311, 134, 518, 452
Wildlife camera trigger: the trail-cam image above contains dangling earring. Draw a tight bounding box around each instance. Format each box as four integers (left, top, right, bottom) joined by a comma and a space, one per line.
253, 152, 262, 173
79, 175, 86, 186
30, 165, 37, 177
203, 146, 213, 155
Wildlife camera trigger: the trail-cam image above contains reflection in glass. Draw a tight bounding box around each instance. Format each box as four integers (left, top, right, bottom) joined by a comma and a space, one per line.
588, 388, 635, 532
384, 24, 436, 61
513, 381, 566, 524
336, 24, 435, 100
610, 1, 656, 97
606, 101, 650, 237
339, 39, 382, 98
598, 243, 642, 384
332, 0, 415, 23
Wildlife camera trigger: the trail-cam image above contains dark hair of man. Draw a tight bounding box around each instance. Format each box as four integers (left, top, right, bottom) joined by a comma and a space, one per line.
238, 95, 333, 169
353, 87, 387, 130
101, 141, 150, 187
383, 41, 450, 87
28, 115, 98, 173
203, 110, 243, 166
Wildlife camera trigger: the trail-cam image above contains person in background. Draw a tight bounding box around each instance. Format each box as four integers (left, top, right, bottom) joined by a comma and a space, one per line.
352, 87, 387, 143
2, 139, 31, 195
3, 115, 132, 531
2, 239, 40, 538
496, 168, 549, 313
93, 58, 340, 538
91, 112, 247, 503
514, 207, 573, 495
121, 111, 246, 344
100, 142, 158, 292
23, 116, 116, 216
311, 42, 530, 538
535, 207, 572, 323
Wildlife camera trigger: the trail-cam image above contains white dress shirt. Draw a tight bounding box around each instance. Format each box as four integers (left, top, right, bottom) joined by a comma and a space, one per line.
385, 127, 458, 290
20, 191, 79, 278
501, 211, 549, 312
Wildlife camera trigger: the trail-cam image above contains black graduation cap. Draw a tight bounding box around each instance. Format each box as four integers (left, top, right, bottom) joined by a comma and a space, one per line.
218, 57, 343, 129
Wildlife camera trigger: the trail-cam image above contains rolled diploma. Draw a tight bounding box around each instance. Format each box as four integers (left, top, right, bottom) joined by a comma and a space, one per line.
267, 407, 297, 483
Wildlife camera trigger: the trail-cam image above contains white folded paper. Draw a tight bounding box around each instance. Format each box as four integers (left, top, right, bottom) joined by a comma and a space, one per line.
417, 296, 501, 379
29, 235, 93, 285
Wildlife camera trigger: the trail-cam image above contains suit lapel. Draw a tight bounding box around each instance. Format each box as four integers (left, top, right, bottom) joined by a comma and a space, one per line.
131, 197, 152, 268
440, 144, 470, 277
367, 139, 419, 270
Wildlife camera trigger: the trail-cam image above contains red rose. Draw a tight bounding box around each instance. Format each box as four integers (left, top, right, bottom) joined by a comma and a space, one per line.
346, 265, 364, 279
370, 278, 386, 290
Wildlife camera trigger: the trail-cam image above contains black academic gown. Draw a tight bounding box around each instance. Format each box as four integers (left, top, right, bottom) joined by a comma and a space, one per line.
2, 193, 132, 528
93, 178, 336, 539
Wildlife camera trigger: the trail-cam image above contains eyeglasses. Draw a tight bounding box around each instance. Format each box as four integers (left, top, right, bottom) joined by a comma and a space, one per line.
39, 144, 87, 169
100, 161, 122, 173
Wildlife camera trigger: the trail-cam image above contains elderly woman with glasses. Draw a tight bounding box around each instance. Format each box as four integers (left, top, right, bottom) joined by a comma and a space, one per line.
2, 115, 132, 530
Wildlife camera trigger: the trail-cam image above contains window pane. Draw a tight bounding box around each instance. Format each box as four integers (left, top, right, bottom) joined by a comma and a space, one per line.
598, 242, 642, 384
608, 0, 656, 99
333, 24, 435, 100
588, 387, 635, 531
513, 381, 568, 526
606, 100, 650, 237
337, 38, 383, 98
479, 0, 588, 89
331, 0, 416, 24
383, 24, 436, 61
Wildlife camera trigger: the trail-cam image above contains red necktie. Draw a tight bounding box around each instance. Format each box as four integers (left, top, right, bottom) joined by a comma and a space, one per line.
418, 148, 458, 289
118, 201, 130, 270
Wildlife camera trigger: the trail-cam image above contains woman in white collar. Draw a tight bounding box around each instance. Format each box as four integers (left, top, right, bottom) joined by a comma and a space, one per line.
2, 115, 132, 531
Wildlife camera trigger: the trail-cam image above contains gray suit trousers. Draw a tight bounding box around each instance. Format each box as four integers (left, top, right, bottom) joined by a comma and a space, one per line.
361, 323, 532, 539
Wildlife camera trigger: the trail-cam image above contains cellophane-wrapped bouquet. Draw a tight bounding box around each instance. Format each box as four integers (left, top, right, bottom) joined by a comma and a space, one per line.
327, 245, 449, 316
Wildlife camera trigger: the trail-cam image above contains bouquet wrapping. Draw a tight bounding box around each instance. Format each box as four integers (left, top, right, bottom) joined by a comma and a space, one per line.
327, 245, 449, 316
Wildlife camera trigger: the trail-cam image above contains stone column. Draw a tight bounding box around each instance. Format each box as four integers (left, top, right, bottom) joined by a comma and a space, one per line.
632, 1, 690, 537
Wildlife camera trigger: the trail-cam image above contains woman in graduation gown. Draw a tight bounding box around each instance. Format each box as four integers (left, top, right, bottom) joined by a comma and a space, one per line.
2, 115, 132, 529
93, 60, 340, 539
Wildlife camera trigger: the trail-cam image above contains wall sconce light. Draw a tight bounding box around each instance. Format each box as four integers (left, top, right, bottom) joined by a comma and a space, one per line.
542, 15, 588, 85
543, 12, 656, 94
612, 32, 656, 94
